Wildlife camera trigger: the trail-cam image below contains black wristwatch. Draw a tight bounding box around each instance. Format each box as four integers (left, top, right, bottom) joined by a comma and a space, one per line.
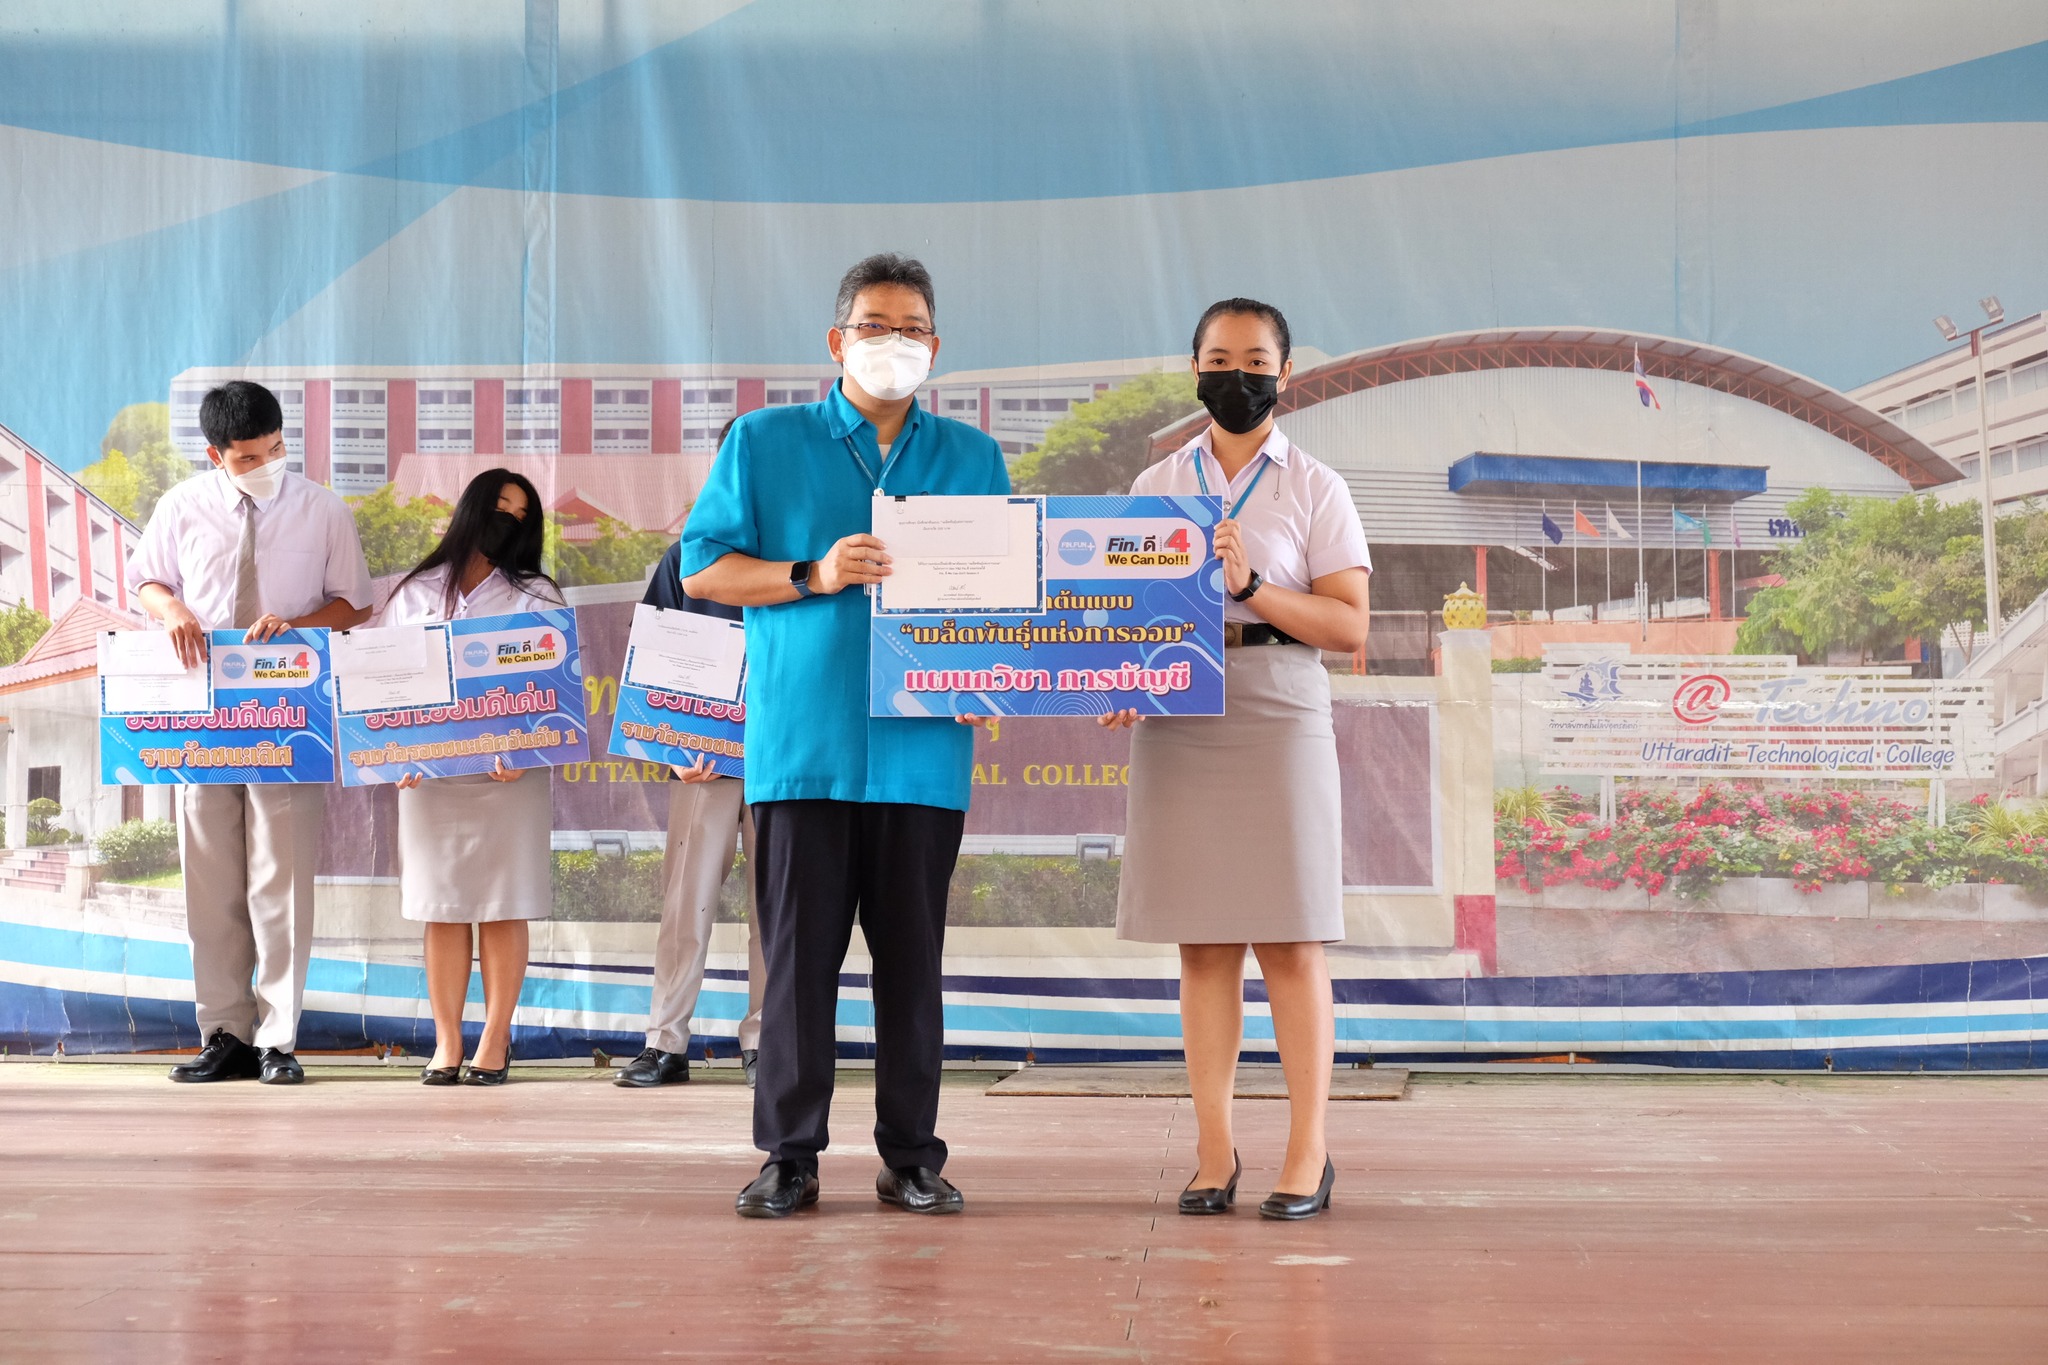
1230, 569, 1264, 603
790, 560, 816, 598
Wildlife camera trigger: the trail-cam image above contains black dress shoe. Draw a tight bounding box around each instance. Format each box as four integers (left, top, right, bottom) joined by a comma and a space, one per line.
462, 1043, 512, 1086
876, 1165, 964, 1215
736, 1161, 819, 1219
258, 1048, 305, 1085
1259, 1157, 1336, 1221
613, 1047, 689, 1087
420, 1066, 462, 1086
741, 1048, 758, 1089
1178, 1150, 1242, 1215
169, 1028, 261, 1083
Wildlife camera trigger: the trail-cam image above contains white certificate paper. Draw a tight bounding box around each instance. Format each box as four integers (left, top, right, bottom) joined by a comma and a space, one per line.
623, 604, 746, 702
98, 632, 210, 715
874, 496, 1044, 614
872, 495, 1011, 558
333, 624, 455, 713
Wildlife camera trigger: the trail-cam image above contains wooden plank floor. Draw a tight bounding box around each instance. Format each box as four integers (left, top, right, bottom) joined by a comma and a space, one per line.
3, 1065, 2047, 1362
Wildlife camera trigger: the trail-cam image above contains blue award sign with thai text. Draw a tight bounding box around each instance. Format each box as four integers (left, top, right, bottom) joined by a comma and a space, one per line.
100, 629, 338, 784
336, 609, 590, 786
607, 608, 747, 778
871, 494, 1226, 718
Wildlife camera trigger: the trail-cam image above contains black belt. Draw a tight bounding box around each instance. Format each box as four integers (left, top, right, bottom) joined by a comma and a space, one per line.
1223, 622, 1300, 648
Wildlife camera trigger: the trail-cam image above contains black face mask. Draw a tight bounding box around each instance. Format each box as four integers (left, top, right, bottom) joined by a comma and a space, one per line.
1196, 368, 1280, 435
478, 510, 523, 565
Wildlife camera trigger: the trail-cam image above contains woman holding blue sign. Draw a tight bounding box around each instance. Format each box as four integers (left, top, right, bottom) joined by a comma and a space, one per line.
380, 470, 565, 1086
1104, 299, 1372, 1220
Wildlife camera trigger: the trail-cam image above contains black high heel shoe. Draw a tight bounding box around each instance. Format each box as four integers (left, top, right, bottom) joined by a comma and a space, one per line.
1178, 1150, 1242, 1215
461, 1044, 512, 1086
1258, 1157, 1335, 1221
420, 1065, 461, 1086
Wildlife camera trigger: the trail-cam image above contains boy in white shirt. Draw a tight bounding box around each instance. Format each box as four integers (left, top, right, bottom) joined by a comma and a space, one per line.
129, 381, 374, 1084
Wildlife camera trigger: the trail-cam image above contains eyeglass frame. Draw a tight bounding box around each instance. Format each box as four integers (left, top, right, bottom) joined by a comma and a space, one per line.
836, 321, 938, 344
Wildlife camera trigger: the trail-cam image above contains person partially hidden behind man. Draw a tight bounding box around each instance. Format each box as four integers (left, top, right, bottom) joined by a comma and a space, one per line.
129, 381, 374, 1084
681, 253, 1004, 1217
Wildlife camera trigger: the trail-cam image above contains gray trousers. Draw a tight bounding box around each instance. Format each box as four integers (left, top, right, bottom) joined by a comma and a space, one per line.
648, 777, 764, 1054
178, 783, 325, 1052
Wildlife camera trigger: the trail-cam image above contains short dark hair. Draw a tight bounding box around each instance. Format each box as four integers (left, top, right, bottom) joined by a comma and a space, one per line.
835, 253, 935, 327
1192, 298, 1291, 364
198, 380, 285, 451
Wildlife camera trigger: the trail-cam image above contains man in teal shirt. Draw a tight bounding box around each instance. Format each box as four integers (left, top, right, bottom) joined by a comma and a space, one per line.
682, 254, 1006, 1219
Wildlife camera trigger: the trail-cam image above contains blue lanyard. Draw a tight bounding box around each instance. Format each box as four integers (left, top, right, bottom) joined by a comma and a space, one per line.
1193, 448, 1273, 519
844, 432, 909, 495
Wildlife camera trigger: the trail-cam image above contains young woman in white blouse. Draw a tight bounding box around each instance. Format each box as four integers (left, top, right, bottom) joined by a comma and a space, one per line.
379, 470, 565, 1086
1105, 299, 1372, 1220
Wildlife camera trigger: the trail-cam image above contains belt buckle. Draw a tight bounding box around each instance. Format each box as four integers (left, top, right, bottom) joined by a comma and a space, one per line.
1223, 622, 1245, 648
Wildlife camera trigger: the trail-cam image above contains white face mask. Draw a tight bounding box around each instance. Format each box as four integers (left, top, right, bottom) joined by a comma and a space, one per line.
842, 332, 933, 402
226, 454, 286, 501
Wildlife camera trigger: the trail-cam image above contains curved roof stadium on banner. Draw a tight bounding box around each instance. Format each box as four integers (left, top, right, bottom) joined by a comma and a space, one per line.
1149, 328, 1960, 490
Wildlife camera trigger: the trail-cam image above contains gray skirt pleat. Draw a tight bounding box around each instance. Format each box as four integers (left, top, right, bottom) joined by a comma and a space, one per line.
397, 770, 554, 923
1115, 644, 1344, 945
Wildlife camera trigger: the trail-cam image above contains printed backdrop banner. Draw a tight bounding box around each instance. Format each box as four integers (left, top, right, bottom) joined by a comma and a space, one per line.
5, 4, 2048, 1066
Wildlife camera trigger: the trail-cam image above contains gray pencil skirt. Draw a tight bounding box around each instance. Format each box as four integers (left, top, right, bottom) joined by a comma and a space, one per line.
1115, 643, 1345, 945
397, 770, 554, 923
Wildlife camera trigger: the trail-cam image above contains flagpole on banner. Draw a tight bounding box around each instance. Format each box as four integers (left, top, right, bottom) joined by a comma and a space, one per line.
1670, 507, 1679, 604
1700, 504, 1709, 610
1604, 507, 1612, 608
1572, 501, 1580, 607
1540, 501, 1548, 615
1636, 462, 1648, 641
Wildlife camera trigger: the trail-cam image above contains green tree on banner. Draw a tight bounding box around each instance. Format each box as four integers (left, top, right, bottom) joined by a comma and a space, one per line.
349, 486, 446, 578
0, 599, 52, 666
82, 402, 192, 524
1737, 488, 2048, 663
1010, 372, 1198, 495
545, 516, 669, 589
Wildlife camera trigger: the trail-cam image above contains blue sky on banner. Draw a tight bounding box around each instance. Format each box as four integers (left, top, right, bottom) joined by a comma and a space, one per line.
1, 1, 2046, 469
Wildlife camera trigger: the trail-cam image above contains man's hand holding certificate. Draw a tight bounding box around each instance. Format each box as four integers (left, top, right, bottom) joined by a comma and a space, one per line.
869, 494, 1226, 718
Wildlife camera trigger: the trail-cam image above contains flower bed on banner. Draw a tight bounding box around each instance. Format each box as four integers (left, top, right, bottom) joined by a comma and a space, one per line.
1496, 786, 2048, 899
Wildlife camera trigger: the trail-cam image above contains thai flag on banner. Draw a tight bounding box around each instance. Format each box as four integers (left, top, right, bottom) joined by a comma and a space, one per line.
1633, 344, 1661, 409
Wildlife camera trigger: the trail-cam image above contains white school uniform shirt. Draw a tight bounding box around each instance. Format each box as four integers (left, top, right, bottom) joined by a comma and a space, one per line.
129, 468, 374, 629
1130, 427, 1372, 623
377, 562, 565, 627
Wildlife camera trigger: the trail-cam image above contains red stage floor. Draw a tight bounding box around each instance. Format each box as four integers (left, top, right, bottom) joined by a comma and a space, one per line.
3, 1065, 2046, 1362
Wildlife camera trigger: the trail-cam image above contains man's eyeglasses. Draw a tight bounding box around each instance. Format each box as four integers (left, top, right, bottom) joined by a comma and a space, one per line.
841, 322, 936, 344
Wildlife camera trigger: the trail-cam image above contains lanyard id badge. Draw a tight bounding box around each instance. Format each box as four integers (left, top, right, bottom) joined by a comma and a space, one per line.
1194, 449, 1273, 518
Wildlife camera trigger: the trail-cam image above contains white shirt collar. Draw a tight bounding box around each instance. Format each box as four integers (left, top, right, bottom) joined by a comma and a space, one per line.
1185, 425, 1292, 470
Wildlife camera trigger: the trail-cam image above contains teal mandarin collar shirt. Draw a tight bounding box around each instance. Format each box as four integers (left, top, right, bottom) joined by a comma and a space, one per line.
679, 382, 1010, 810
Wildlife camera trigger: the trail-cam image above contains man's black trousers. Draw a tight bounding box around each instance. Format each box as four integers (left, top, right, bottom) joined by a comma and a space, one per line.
749, 799, 964, 1174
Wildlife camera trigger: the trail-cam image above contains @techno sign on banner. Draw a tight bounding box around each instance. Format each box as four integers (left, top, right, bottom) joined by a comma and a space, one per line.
1541, 655, 1994, 779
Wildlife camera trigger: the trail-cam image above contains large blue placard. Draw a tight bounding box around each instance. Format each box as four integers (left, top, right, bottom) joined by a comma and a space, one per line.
870, 494, 1226, 718
336, 609, 590, 786
608, 614, 748, 778
100, 629, 338, 785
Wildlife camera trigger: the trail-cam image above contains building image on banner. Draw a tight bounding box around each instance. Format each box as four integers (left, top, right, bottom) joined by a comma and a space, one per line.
1149, 329, 1957, 674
